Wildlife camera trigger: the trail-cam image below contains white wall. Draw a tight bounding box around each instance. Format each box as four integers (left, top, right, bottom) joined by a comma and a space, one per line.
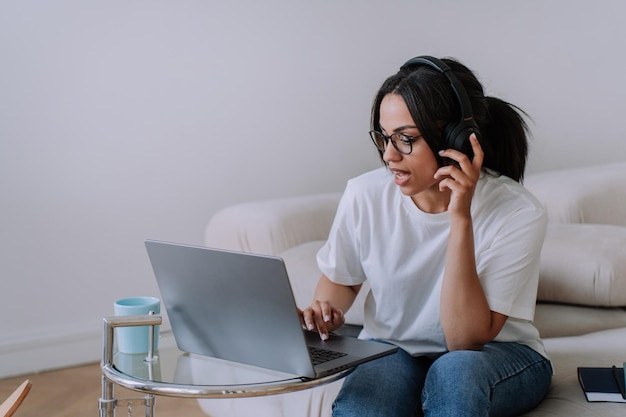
1, 0, 625, 377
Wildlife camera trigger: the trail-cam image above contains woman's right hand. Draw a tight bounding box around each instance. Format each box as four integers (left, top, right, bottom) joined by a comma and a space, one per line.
299, 300, 345, 341
299, 274, 360, 341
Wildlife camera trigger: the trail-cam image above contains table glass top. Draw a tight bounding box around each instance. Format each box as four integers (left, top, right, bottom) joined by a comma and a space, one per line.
113, 345, 301, 386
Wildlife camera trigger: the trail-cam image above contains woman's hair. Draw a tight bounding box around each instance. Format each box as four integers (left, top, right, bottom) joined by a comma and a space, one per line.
370, 57, 529, 182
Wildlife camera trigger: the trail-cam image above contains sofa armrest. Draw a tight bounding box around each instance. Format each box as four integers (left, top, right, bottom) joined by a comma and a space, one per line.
204, 193, 342, 255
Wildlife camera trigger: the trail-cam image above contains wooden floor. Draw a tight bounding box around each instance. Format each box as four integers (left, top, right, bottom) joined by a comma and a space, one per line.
0, 362, 207, 417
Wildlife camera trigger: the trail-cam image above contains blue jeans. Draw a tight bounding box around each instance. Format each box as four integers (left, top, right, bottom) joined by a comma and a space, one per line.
332, 342, 552, 417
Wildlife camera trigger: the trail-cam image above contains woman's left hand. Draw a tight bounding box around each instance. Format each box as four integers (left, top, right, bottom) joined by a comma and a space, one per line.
435, 133, 484, 216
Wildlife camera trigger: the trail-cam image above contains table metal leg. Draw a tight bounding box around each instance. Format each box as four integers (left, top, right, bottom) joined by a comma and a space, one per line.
98, 374, 116, 417
144, 394, 155, 417
100, 315, 162, 417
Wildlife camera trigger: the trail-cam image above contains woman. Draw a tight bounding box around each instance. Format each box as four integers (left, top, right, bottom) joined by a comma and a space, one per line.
300, 56, 552, 417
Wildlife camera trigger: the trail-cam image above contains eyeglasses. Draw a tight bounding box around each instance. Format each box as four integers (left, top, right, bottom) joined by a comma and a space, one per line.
369, 130, 422, 155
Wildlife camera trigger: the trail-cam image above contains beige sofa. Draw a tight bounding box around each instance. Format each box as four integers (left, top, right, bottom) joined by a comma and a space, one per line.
200, 162, 626, 417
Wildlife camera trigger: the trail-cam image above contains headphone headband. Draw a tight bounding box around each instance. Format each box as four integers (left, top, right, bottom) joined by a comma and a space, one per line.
399, 55, 480, 160
400, 56, 474, 122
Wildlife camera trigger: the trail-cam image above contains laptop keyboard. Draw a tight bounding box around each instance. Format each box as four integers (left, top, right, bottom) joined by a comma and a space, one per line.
308, 346, 348, 365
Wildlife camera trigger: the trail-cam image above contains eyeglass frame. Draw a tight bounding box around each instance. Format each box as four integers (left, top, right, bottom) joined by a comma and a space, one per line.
369, 130, 423, 155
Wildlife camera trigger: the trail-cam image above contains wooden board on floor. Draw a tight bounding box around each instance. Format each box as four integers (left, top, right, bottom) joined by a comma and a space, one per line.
0, 362, 207, 417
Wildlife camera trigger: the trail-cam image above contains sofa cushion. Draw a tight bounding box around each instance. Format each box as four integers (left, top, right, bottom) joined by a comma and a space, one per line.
534, 303, 626, 338
538, 224, 626, 306
522, 326, 626, 417
524, 162, 626, 226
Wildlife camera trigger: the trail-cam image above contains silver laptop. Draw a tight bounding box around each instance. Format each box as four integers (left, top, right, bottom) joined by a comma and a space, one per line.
144, 239, 397, 379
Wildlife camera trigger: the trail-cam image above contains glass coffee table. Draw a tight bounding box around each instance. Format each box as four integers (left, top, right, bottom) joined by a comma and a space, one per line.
99, 315, 352, 417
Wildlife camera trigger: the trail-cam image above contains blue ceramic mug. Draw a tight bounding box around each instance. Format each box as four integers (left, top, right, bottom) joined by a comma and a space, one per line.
113, 296, 160, 353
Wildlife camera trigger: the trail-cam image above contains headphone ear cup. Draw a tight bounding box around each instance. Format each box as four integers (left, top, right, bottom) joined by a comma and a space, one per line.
443, 121, 479, 161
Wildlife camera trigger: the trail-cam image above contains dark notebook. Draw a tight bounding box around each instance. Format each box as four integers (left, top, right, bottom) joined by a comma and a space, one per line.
578, 367, 626, 403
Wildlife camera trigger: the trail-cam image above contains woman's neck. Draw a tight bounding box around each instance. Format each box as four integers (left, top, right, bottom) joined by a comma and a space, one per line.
410, 186, 451, 214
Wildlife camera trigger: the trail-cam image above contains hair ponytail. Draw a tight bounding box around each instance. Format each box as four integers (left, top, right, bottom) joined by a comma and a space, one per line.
481, 97, 529, 182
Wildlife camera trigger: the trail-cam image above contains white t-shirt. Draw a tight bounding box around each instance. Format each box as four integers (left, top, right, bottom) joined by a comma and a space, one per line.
317, 167, 548, 358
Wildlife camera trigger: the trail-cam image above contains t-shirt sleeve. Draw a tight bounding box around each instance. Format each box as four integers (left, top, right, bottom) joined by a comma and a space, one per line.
477, 205, 547, 321
316, 182, 367, 286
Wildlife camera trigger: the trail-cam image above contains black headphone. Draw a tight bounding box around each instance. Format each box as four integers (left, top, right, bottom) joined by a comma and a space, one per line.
400, 55, 480, 160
